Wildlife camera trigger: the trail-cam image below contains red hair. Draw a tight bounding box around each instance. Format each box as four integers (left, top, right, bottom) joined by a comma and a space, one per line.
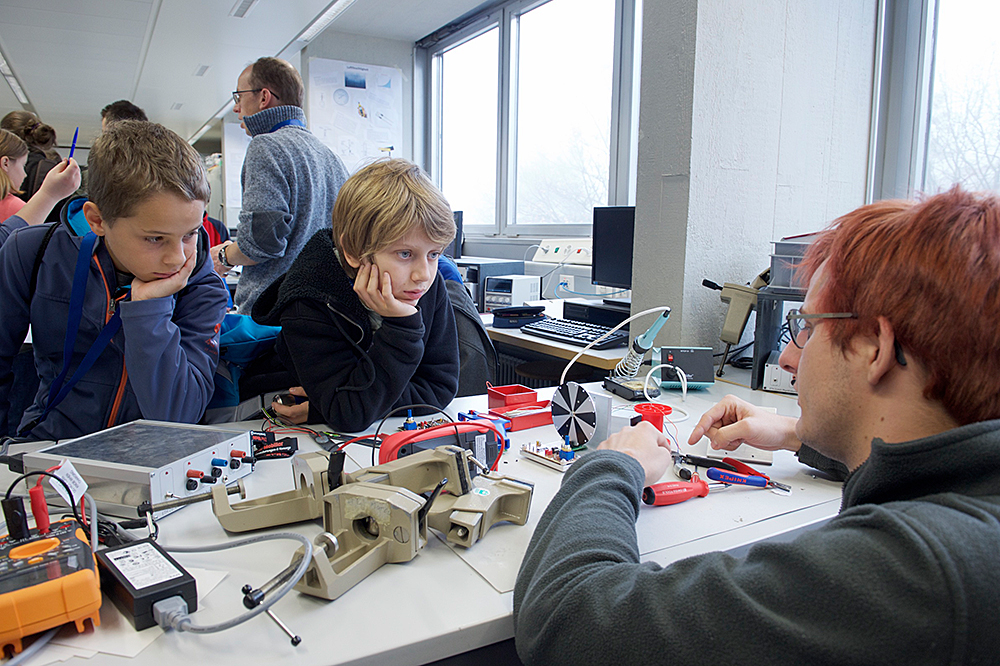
797, 186, 1000, 425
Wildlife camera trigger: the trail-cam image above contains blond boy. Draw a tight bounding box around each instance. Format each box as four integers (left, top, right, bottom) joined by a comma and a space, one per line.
251, 158, 459, 431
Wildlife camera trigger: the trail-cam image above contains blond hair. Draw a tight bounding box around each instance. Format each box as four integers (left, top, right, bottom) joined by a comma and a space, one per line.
0, 129, 28, 199
87, 120, 209, 223
333, 159, 455, 274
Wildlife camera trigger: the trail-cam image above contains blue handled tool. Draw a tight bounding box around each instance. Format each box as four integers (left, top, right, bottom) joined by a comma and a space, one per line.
706, 467, 768, 487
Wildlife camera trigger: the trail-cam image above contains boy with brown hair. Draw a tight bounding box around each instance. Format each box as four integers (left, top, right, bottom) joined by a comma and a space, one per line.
0, 120, 229, 440
252, 158, 459, 432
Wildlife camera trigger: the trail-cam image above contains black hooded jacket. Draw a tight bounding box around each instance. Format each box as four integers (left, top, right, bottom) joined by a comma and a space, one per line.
252, 230, 459, 432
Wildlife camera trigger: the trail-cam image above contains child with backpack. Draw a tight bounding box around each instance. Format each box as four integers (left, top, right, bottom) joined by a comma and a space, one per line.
0, 129, 81, 239
0, 120, 229, 440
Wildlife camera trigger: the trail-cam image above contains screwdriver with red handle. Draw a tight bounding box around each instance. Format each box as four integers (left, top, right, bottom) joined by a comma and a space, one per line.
642, 474, 725, 506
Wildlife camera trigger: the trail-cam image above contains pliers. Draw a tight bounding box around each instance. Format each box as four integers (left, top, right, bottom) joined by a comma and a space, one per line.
705, 456, 792, 492
672, 453, 738, 481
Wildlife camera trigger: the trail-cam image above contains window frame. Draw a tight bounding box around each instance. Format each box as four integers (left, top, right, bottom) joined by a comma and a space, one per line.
417, 0, 640, 238
869, 0, 938, 201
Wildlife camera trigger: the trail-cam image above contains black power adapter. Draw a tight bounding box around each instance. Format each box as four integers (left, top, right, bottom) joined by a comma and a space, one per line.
96, 539, 197, 630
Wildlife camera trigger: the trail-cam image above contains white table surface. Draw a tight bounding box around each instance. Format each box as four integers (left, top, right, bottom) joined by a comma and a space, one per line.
7, 375, 840, 666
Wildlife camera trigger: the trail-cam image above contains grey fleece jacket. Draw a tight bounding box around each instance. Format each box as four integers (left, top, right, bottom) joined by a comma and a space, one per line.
235, 105, 348, 312
514, 420, 1000, 665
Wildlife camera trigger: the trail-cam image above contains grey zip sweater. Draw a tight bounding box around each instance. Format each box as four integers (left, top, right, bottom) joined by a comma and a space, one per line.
514, 420, 1000, 665
234, 105, 348, 312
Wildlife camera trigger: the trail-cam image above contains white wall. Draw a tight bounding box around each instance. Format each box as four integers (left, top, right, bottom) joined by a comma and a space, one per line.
633, 0, 877, 347
302, 30, 415, 158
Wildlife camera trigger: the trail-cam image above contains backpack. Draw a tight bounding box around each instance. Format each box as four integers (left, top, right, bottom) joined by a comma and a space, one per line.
202, 313, 282, 423
23, 153, 59, 199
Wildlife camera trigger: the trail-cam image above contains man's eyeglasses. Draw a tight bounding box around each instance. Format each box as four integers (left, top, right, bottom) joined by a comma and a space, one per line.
786, 309, 857, 348
232, 89, 263, 104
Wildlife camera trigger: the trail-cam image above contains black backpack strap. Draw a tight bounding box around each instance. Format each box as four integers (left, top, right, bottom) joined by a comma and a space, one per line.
29, 222, 60, 305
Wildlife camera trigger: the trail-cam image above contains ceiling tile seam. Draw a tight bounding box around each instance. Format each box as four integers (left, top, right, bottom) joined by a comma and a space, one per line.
130, 0, 164, 101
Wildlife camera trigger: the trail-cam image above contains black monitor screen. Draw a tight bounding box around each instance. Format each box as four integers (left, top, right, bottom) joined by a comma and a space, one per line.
591, 206, 634, 289
445, 210, 463, 259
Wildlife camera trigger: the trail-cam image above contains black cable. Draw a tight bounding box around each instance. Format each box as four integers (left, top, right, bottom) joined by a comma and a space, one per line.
730, 356, 754, 370
5, 471, 84, 529
713, 339, 754, 358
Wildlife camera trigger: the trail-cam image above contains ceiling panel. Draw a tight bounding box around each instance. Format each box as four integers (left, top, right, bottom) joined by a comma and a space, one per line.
0, 0, 494, 148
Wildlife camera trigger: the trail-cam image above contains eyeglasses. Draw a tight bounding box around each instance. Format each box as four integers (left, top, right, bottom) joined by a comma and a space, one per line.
786, 309, 857, 348
232, 89, 263, 105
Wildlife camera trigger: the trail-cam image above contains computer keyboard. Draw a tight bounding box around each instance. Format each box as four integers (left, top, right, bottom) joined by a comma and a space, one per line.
520, 317, 628, 350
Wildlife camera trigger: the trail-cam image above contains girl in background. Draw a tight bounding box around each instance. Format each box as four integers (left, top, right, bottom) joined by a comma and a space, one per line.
0, 129, 28, 222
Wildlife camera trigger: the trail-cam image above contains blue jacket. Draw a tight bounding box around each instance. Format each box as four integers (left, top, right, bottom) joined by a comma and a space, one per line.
0, 216, 229, 440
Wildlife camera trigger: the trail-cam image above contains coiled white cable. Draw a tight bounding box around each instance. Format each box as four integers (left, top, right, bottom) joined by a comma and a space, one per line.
559, 306, 671, 385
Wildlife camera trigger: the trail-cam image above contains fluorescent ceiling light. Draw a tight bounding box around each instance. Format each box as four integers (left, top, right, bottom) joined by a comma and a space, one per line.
297, 0, 358, 42
229, 0, 260, 18
5, 76, 27, 104
0, 52, 28, 104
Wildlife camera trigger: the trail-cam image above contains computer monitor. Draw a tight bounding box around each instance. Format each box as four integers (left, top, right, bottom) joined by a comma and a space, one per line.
445, 210, 463, 259
591, 206, 634, 290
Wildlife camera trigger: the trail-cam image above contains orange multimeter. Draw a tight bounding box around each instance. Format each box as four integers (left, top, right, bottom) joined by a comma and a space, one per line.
0, 518, 102, 655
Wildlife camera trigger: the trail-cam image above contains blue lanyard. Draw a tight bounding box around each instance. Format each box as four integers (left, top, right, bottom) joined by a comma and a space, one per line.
22, 232, 124, 436
268, 118, 306, 133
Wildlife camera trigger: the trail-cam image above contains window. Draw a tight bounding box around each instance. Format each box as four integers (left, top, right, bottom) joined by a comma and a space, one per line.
438, 27, 500, 229
512, 0, 615, 227
923, 0, 1000, 193
871, 0, 1000, 200
423, 0, 638, 237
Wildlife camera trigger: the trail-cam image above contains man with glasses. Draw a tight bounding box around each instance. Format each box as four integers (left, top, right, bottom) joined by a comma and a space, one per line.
213, 57, 348, 313
514, 187, 1000, 665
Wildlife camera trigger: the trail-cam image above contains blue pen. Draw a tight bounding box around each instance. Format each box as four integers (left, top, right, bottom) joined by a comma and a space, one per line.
68, 127, 79, 160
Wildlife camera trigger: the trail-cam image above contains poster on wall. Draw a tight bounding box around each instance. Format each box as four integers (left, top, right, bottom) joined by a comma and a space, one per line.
307, 57, 403, 174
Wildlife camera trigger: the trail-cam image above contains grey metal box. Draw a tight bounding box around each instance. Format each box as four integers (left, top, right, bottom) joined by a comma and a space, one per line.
23, 420, 253, 518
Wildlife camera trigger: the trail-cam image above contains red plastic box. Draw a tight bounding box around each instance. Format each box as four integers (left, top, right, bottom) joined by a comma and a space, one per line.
487, 384, 538, 410
489, 400, 552, 431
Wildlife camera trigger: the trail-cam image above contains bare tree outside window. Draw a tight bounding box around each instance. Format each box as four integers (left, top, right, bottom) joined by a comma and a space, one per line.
514, 0, 615, 226
924, 1, 1000, 194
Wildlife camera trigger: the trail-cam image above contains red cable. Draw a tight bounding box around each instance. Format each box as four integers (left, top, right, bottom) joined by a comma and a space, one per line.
376, 420, 508, 470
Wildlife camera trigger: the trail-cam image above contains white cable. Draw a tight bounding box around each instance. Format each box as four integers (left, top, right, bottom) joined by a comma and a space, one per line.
645, 363, 687, 403
540, 254, 574, 297
83, 493, 98, 571
559, 306, 670, 385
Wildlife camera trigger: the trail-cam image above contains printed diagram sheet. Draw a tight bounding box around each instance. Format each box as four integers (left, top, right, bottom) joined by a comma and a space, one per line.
308, 57, 403, 173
